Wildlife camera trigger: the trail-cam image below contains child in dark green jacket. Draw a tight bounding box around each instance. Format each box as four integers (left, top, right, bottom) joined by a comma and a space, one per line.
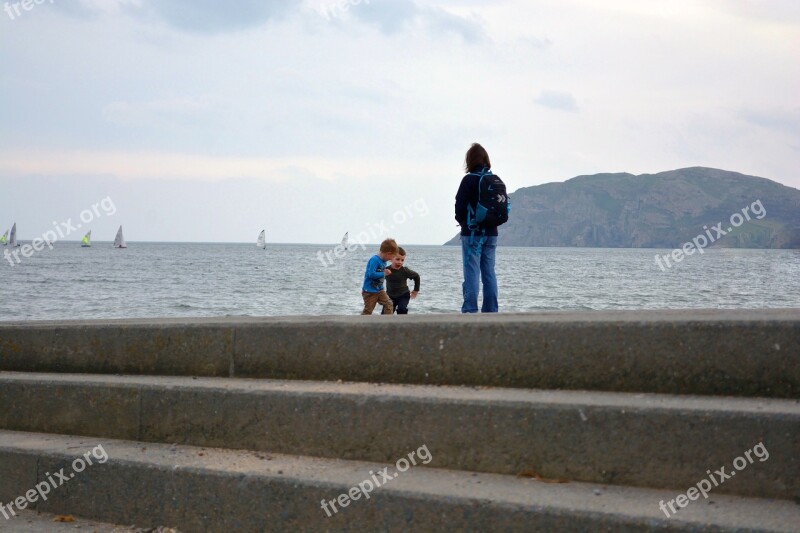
385, 247, 421, 315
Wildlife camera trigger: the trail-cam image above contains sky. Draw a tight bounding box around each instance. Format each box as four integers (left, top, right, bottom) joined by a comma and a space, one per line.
1, 0, 799, 244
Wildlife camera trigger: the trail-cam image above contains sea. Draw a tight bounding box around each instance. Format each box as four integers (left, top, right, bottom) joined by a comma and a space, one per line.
2, 243, 799, 321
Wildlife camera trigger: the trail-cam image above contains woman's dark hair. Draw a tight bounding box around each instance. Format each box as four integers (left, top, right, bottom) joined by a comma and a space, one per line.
464, 143, 491, 173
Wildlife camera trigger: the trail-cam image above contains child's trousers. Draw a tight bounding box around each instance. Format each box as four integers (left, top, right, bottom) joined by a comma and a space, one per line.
361, 290, 394, 315
391, 292, 411, 314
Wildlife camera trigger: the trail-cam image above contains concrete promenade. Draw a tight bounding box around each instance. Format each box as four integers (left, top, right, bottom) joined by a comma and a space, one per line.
0, 309, 798, 531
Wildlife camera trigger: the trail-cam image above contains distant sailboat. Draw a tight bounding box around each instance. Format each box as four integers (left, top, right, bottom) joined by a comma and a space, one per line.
81, 230, 92, 248
257, 230, 266, 249
0, 229, 7, 246
9, 223, 19, 247
113, 226, 127, 249
341, 232, 349, 248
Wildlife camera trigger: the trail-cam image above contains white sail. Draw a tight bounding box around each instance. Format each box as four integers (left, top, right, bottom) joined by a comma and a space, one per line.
341, 232, 349, 248
257, 230, 266, 249
9, 223, 18, 247
114, 226, 127, 248
81, 230, 92, 247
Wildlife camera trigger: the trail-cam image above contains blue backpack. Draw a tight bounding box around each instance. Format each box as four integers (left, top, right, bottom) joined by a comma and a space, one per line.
467, 168, 510, 233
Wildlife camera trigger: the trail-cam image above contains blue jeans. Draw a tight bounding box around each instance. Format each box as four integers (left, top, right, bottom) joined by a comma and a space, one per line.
461, 235, 498, 313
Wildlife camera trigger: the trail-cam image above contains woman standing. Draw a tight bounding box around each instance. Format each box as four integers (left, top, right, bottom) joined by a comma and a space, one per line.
454, 143, 508, 313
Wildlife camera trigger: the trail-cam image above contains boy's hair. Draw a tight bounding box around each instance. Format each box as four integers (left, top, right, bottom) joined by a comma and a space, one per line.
397, 247, 406, 257
380, 239, 398, 254
465, 143, 491, 173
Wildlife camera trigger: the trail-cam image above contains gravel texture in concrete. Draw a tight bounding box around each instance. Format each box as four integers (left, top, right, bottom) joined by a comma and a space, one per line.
1, 309, 798, 397
1, 372, 797, 500
1, 430, 799, 532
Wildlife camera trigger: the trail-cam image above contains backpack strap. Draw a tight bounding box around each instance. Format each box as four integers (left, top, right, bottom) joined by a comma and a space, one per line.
466, 167, 491, 246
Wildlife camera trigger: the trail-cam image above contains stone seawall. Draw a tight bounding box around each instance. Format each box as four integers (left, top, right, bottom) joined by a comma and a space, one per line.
0, 309, 798, 531
1, 309, 798, 397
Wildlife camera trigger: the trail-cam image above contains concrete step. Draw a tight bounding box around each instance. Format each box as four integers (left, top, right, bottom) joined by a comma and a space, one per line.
1, 311, 798, 397
1, 372, 797, 501
1, 430, 798, 532
5, 510, 172, 532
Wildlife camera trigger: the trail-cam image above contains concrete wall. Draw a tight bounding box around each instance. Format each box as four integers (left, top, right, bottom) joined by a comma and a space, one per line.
1, 309, 799, 397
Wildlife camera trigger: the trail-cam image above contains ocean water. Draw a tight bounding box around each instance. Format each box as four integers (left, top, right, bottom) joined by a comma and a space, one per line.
2, 243, 799, 321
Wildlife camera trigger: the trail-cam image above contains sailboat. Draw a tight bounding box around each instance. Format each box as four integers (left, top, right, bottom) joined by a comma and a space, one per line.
0, 229, 7, 246
113, 226, 127, 249
9, 223, 19, 247
81, 230, 92, 248
341, 232, 349, 248
257, 230, 266, 249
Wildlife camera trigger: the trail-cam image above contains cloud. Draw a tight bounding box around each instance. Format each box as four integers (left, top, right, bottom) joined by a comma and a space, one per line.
50, 0, 142, 18
426, 8, 485, 43
350, 0, 485, 42
534, 90, 578, 112
708, 0, 800, 26
78, 0, 141, 13
739, 107, 800, 137
347, 0, 417, 33
57, 0, 484, 40
102, 97, 213, 127
521, 35, 552, 50
0, 148, 422, 183
52, 0, 293, 32
144, 0, 294, 33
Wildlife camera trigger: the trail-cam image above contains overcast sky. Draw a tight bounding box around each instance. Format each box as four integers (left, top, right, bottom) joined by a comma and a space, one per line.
1, 0, 798, 244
